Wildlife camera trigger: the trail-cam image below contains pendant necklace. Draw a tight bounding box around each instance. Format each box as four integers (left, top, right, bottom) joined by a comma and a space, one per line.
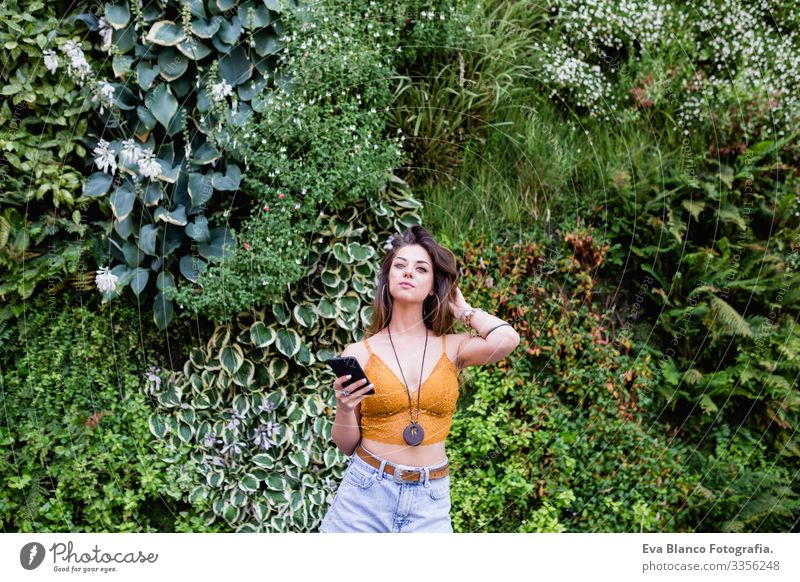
387, 324, 427, 446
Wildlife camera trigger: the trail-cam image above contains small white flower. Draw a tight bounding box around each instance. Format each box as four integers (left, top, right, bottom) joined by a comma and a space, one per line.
43, 49, 59, 74
137, 149, 162, 179
92, 80, 116, 115
97, 17, 113, 53
62, 39, 91, 82
203, 432, 219, 448
210, 80, 233, 102
95, 266, 119, 294
92, 139, 117, 175
120, 138, 143, 166
98, 80, 115, 100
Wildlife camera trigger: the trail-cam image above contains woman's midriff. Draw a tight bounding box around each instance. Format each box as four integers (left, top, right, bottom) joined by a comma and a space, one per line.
359, 436, 448, 467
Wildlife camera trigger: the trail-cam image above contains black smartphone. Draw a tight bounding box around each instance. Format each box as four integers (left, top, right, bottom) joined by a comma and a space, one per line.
325, 356, 375, 395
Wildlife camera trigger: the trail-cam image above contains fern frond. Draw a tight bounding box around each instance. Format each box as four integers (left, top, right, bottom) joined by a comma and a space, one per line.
708, 295, 752, 337
0, 214, 10, 249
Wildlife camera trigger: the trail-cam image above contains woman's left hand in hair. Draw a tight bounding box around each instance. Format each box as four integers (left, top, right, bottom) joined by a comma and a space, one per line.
448, 285, 469, 317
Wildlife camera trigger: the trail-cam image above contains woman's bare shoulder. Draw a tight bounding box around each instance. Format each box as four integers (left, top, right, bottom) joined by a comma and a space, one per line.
342, 340, 370, 369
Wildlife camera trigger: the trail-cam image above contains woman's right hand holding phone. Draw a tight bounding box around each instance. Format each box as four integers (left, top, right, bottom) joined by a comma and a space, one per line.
334, 375, 374, 413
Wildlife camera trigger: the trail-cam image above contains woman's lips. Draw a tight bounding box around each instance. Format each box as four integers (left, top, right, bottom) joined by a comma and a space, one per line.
400, 282, 414, 288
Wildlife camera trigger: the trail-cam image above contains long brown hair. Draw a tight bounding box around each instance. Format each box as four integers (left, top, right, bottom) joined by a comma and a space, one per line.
365, 226, 460, 339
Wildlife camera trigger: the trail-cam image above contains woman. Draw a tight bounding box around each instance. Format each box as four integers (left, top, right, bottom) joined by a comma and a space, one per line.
319, 225, 520, 533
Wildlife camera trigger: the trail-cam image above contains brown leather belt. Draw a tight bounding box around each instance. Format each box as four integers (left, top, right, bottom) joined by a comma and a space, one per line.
356, 443, 449, 483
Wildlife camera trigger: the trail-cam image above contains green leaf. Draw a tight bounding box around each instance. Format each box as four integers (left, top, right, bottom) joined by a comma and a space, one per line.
191, 141, 221, 165
177, 422, 194, 442
293, 304, 316, 327
218, 45, 252, 86
237, 2, 273, 29
158, 47, 188, 81
198, 227, 234, 260
188, 172, 214, 208
179, 255, 207, 282
143, 182, 163, 206
250, 322, 275, 347
239, 473, 260, 492
148, 83, 178, 129
708, 295, 752, 337
110, 182, 136, 221
145, 20, 185, 46
138, 224, 159, 255
136, 61, 161, 90
154, 291, 174, 329
216, 16, 242, 45
105, 3, 131, 29
156, 158, 181, 183
275, 329, 301, 358
130, 267, 150, 296
156, 271, 175, 291
136, 105, 158, 131
216, 0, 238, 13
220, 345, 244, 374
154, 205, 188, 226
177, 37, 212, 60
191, 18, 222, 38
660, 357, 681, 386
112, 54, 134, 78
348, 242, 374, 262
253, 28, 282, 57
114, 84, 137, 110
122, 240, 146, 268
186, 216, 211, 242
699, 394, 718, 414
148, 414, 168, 438
189, 485, 209, 505
264, 473, 285, 491
211, 164, 241, 191
233, 394, 250, 416
233, 359, 255, 387
223, 504, 240, 524
251, 453, 275, 469
83, 172, 113, 197
112, 24, 137, 53
287, 450, 309, 468
208, 470, 224, 488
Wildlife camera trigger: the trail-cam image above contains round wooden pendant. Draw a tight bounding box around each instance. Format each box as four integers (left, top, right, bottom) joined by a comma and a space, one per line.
403, 422, 424, 446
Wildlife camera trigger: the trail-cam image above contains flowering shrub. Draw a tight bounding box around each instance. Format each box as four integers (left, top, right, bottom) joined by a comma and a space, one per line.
0, 1, 100, 319
676, 0, 800, 137
444, 230, 690, 532
532, 40, 615, 117
42, 0, 296, 329
167, 0, 467, 319
531, 0, 680, 119
532, 0, 800, 134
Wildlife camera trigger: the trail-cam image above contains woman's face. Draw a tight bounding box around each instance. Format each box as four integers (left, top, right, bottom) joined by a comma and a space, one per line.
389, 244, 434, 302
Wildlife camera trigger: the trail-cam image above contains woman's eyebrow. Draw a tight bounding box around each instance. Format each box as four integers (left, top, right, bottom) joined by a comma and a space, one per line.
395, 257, 430, 265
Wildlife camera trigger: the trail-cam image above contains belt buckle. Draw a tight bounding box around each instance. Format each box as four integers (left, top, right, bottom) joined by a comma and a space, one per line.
392, 463, 419, 484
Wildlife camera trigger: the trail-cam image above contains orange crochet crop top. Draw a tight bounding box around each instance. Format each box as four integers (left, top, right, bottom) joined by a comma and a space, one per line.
359, 334, 459, 446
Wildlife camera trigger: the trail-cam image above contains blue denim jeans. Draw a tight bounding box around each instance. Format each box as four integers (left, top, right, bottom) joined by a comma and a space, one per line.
319, 444, 453, 533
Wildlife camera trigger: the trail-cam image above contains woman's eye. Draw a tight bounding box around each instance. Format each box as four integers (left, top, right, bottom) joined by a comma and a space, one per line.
396, 264, 426, 272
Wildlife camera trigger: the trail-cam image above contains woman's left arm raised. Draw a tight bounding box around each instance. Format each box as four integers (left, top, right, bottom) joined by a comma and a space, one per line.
449, 286, 521, 370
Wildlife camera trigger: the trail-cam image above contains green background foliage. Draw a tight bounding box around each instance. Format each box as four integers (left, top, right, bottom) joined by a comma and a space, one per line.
1, 0, 798, 533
